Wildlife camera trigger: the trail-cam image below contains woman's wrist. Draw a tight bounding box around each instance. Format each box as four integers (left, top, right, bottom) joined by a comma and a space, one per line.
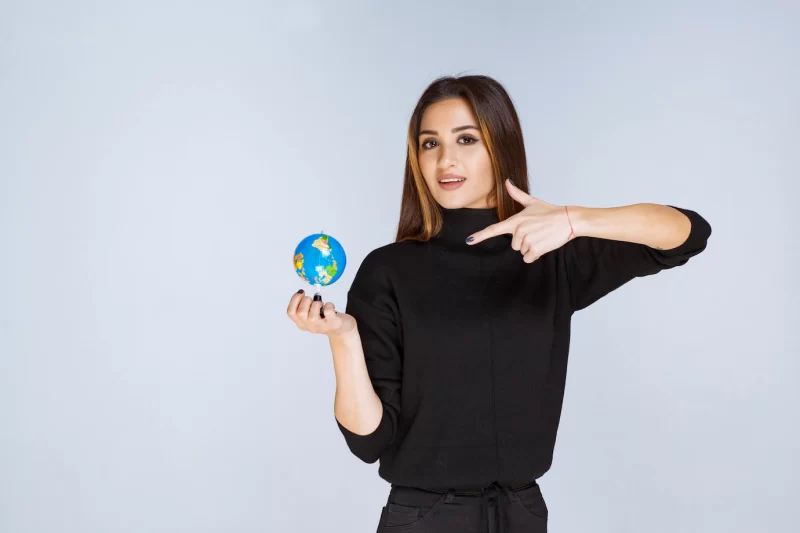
564, 205, 593, 238
328, 324, 359, 344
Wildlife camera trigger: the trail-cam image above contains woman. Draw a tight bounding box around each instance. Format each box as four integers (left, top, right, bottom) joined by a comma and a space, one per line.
286, 75, 712, 532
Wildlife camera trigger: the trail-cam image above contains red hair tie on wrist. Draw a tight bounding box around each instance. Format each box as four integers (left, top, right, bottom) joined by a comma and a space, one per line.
565, 206, 575, 241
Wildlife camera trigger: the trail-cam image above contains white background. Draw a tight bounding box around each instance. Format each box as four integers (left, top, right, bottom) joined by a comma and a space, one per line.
1, 1, 797, 532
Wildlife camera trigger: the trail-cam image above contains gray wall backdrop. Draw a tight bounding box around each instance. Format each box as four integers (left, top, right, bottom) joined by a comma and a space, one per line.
1, 1, 797, 532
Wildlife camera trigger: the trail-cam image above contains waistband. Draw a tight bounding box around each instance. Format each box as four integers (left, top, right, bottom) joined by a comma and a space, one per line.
388, 480, 540, 533
392, 479, 539, 496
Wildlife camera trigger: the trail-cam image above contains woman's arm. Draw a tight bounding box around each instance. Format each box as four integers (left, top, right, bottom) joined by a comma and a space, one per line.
561, 204, 712, 312
568, 203, 693, 251
330, 328, 384, 437
463, 181, 712, 311
332, 251, 403, 464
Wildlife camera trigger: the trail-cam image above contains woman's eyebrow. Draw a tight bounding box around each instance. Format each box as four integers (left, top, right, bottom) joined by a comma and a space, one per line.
418, 125, 478, 136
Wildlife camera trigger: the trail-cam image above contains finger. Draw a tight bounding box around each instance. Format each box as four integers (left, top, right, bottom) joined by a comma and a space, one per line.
505, 179, 550, 208
322, 301, 336, 322
520, 235, 533, 256
505, 179, 535, 207
296, 295, 312, 322
313, 293, 325, 318
518, 239, 528, 255
286, 289, 306, 317
307, 299, 324, 323
466, 217, 516, 245
522, 244, 539, 263
512, 227, 530, 252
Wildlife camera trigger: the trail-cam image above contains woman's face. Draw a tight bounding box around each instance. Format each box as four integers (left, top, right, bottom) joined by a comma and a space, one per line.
417, 98, 495, 209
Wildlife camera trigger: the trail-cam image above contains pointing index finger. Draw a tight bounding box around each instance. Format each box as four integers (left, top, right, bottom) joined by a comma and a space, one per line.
466, 218, 515, 245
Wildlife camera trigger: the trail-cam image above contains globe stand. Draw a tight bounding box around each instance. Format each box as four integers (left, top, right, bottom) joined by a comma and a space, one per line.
312, 229, 325, 317
312, 283, 325, 318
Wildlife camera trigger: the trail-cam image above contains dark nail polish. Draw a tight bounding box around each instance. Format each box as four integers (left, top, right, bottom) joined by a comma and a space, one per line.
466, 236, 474, 243
297, 289, 304, 294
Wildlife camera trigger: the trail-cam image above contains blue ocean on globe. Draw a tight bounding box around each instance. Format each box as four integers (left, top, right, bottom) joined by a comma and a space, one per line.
293, 232, 346, 287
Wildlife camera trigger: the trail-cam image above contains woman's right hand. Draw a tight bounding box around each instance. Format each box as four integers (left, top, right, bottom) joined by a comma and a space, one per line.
286, 289, 356, 338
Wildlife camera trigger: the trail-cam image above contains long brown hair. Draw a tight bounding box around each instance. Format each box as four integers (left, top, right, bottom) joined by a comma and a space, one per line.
395, 74, 530, 243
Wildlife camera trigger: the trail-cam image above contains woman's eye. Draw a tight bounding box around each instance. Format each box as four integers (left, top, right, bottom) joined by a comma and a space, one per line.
420, 136, 477, 149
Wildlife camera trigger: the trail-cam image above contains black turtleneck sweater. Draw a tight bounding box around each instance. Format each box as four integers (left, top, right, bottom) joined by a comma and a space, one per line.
335, 205, 712, 490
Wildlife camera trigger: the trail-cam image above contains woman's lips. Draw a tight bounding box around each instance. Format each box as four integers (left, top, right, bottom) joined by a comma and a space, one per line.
438, 178, 466, 190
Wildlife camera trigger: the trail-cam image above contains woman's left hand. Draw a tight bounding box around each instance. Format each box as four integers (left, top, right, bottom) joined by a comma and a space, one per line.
466, 179, 576, 263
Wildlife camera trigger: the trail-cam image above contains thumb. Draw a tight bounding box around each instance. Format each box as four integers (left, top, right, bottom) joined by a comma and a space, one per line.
505, 179, 535, 207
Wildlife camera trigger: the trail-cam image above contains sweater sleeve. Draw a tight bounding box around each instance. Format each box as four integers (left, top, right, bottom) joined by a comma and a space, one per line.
561, 205, 712, 312
334, 251, 402, 464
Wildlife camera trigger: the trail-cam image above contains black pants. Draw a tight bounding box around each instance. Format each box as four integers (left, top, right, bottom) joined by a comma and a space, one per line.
376, 480, 548, 532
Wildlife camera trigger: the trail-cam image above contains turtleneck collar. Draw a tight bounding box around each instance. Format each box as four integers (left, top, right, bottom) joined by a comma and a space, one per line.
434, 206, 511, 252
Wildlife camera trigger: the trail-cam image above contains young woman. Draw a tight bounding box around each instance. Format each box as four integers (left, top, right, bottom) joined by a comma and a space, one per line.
286, 74, 712, 533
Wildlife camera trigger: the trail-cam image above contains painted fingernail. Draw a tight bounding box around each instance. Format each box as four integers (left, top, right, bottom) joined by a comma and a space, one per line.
466, 236, 474, 243
296, 289, 304, 294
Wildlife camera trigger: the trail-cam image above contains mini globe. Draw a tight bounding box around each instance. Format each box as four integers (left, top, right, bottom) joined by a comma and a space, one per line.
293, 231, 346, 290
